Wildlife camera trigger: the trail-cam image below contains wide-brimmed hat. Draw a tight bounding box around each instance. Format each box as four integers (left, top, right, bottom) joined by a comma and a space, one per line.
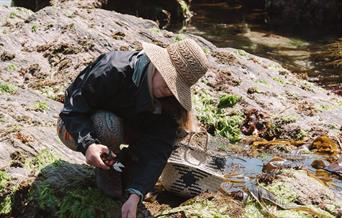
142, 38, 209, 111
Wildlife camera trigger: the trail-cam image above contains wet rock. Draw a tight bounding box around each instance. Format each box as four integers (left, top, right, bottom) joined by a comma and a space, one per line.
311, 159, 326, 169
266, 0, 342, 32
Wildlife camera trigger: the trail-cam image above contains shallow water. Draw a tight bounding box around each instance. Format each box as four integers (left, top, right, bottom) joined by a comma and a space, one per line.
223, 153, 342, 196
169, 1, 342, 95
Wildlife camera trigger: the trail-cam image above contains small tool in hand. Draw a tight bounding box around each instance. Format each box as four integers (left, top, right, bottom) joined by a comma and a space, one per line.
101, 150, 125, 173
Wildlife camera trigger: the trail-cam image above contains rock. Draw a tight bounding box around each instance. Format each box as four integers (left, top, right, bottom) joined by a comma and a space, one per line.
0, 1, 341, 217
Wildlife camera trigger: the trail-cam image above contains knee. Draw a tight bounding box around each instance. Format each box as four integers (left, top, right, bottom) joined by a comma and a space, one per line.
56, 118, 78, 151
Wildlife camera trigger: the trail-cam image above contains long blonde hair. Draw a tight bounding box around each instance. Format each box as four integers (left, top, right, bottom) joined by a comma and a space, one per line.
160, 97, 200, 139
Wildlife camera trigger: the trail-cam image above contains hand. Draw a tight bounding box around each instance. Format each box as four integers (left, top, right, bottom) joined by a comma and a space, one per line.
85, 143, 115, 169
121, 194, 140, 218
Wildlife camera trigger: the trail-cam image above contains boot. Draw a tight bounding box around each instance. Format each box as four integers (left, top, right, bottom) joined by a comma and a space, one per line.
95, 168, 122, 199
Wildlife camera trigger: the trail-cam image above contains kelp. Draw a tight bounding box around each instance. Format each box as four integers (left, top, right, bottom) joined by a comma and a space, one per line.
310, 135, 340, 155
313, 38, 342, 68
251, 139, 305, 151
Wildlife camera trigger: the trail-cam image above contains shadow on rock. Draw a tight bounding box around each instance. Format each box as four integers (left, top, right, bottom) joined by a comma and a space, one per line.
10, 160, 122, 218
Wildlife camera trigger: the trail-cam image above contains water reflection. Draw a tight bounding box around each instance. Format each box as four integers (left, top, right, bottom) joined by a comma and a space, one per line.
169, 1, 342, 95
0, 0, 11, 6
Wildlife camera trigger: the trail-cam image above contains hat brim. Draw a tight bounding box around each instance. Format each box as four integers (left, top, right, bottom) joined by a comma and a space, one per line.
142, 41, 192, 111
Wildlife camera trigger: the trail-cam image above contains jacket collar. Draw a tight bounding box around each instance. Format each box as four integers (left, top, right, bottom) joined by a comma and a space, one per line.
133, 53, 155, 113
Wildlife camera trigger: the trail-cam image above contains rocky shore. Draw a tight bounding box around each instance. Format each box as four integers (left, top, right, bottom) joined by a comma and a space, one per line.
0, 1, 341, 217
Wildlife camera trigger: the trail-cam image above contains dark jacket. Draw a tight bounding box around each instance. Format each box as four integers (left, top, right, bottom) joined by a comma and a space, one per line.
59, 51, 179, 196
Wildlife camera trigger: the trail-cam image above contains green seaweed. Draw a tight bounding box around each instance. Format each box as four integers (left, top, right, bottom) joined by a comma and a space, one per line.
272, 76, 285, 85
203, 47, 211, 55
193, 91, 244, 143
9, 12, 16, 18
218, 94, 241, 108
33, 101, 49, 112
25, 149, 60, 172
243, 200, 264, 218
149, 27, 162, 35
0, 195, 11, 215
178, 0, 192, 18
262, 181, 298, 205
29, 182, 121, 218
31, 24, 38, 32
6, 63, 17, 72
32, 183, 59, 210
158, 198, 228, 218
0, 82, 17, 94
58, 187, 121, 218
279, 115, 298, 124
295, 129, 308, 140
0, 171, 10, 192
256, 79, 271, 88
236, 49, 248, 57
172, 34, 186, 42
289, 38, 307, 48
317, 104, 335, 111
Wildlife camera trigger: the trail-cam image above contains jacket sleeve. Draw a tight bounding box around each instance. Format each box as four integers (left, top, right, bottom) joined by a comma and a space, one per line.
59, 53, 123, 154
126, 113, 178, 197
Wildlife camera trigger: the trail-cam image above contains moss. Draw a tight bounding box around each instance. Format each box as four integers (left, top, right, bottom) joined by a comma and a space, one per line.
218, 94, 241, 108
6, 63, 17, 72
33, 101, 49, 112
0, 82, 17, 94
25, 149, 60, 172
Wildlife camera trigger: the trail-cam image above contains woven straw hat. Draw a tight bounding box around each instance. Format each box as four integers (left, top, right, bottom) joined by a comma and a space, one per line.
142, 38, 209, 111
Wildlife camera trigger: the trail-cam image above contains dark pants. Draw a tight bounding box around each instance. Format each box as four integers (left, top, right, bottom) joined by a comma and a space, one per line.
56, 111, 134, 199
